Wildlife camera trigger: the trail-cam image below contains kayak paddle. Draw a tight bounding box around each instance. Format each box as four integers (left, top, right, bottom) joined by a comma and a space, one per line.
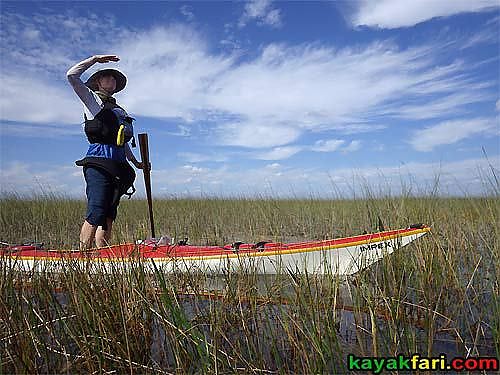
138, 133, 155, 238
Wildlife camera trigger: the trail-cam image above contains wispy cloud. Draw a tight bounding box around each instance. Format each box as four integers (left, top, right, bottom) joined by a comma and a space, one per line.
114, 25, 236, 120
386, 91, 494, 120
178, 152, 228, 163
311, 139, 345, 152
180, 5, 195, 22
460, 26, 500, 50
0, 161, 84, 196
309, 139, 362, 154
350, 0, 499, 29
0, 11, 121, 77
409, 118, 497, 151
176, 137, 363, 164
0, 9, 497, 153
0, 73, 81, 125
0, 10, 123, 133
254, 146, 302, 160
215, 120, 302, 149
238, 0, 283, 29
0, 122, 82, 138
341, 140, 362, 153
4, 156, 497, 198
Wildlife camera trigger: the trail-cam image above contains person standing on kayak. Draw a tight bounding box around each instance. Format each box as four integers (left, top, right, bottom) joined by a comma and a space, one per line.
67, 55, 143, 249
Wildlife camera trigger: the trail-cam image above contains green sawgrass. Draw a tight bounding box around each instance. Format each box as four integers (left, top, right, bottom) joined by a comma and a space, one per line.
1, 194, 498, 373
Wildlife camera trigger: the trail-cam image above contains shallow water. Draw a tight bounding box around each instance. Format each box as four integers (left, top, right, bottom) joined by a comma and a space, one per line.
7, 270, 496, 373
149, 274, 497, 365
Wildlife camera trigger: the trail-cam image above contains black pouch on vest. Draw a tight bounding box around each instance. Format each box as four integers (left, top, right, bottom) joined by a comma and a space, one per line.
84, 108, 120, 145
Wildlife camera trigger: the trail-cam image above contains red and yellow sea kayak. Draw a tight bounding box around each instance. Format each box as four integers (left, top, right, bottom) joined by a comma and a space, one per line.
1, 225, 430, 275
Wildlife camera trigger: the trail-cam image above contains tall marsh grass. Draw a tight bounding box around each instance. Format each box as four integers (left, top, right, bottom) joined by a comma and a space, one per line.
0, 194, 498, 373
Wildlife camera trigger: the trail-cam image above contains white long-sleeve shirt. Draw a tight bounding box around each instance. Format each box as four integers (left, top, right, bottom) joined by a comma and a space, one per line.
67, 57, 135, 161
66, 56, 105, 120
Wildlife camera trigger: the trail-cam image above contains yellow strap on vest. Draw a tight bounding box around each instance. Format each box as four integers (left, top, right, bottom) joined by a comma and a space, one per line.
117, 124, 125, 146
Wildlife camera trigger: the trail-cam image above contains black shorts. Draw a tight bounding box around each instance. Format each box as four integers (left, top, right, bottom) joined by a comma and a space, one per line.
84, 166, 119, 229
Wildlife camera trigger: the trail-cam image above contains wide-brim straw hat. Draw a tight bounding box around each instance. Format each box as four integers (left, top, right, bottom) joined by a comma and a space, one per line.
85, 68, 127, 93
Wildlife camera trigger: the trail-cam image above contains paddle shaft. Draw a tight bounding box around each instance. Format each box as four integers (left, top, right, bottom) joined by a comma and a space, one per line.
138, 133, 155, 238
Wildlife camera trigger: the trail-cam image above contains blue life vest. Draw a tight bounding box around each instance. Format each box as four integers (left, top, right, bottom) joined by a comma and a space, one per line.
83, 94, 135, 162
76, 93, 137, 201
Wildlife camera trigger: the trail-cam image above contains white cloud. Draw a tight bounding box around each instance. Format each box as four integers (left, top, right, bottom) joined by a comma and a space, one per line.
0, 122, 82, 138
216, 121, 301, 148
342, 140, 362, 153
311, 139, 361, 154
0, 161, 84, 196
255, 146, 302, 160
0, 10, 123, 127
205, 41, 493, 147
312, 139, 345, 152
114, 25, 235, 120
460, 27, 500, 50
238, 0, 283, 29
329, 156, 500, 196
0, 10, 497, 152
5, 156, 497, 198
165, 124, 192, 137
180, 5, 195, 22
165, 154, 500, 197
387, 90, 494, 120
266, 163, 281, 170
0, 11, 121, 76
496, 99, 500, 111
177, 152, 228, 163
351, 0, 499, 29
410, 118, 497, 152
0, 73, 81, 125
181, 164, 206, 173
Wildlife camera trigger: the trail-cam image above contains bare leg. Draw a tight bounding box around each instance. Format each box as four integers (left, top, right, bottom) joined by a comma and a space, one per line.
95, 218, 113, 247
80, 220, 97, 250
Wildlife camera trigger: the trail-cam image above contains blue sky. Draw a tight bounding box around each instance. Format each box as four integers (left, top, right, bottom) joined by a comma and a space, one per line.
0, 0, 499, 198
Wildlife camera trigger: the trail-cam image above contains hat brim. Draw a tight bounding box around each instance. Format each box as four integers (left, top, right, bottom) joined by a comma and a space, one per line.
85, 69, 127, 93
